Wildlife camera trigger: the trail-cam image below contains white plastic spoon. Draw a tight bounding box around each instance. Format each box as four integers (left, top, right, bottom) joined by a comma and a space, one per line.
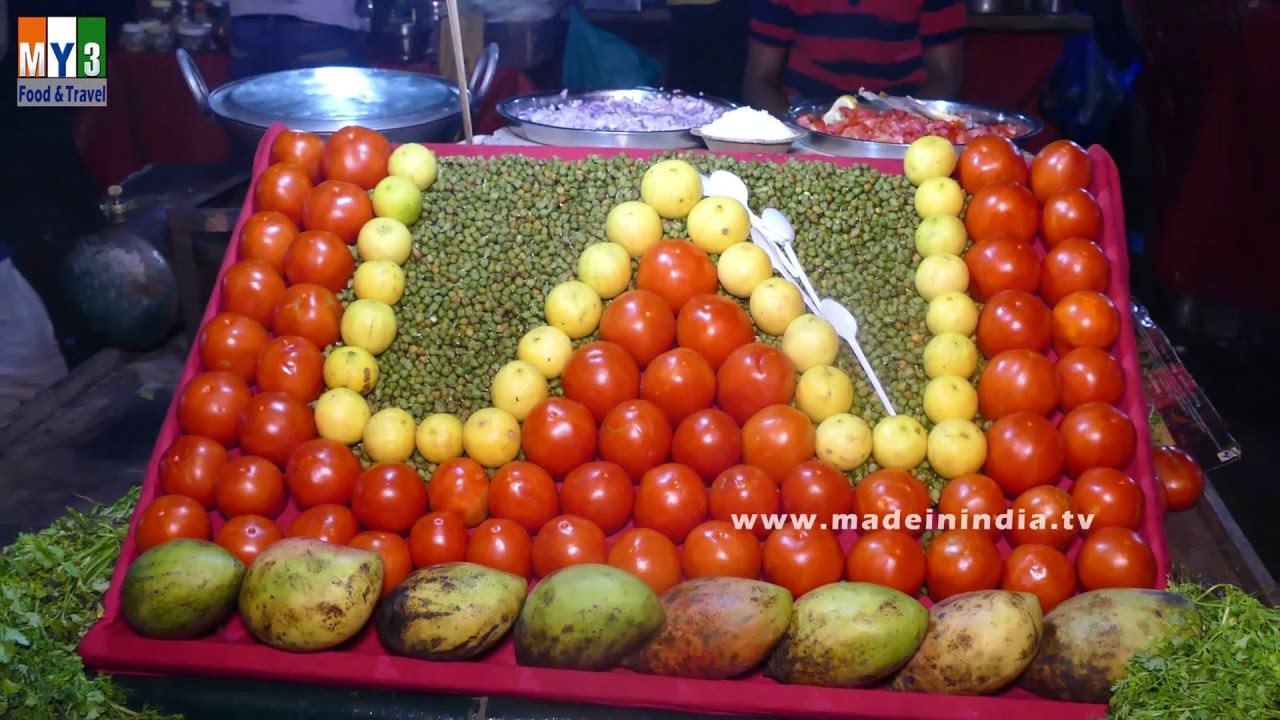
819, 297, 896, 417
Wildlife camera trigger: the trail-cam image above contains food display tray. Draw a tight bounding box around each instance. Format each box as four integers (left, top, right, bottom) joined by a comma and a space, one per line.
81, 123, 1163, 720
497, 89, 737, 149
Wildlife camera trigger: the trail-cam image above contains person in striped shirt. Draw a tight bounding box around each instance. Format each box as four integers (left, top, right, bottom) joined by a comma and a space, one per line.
742, 0, 967, 117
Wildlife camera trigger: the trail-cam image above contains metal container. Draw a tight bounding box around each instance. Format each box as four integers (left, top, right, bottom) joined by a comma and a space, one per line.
176, 43, 499, 146
1038, 0, 1075, 13
121, 23, 148, 52
485, 18, 564, 69
498, 89, 736, 149
967, 0, 1032, 13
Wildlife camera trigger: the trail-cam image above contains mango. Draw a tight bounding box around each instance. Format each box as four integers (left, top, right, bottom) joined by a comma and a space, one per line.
891, 590, 1044, 695
514, 563, 663, 671
377, 562, 527, 660
1019, 588, 1200, 703
121, 539, 244, 640
765, 581, 928, 688
239, 538, 383, 653
624, 577, 792, 679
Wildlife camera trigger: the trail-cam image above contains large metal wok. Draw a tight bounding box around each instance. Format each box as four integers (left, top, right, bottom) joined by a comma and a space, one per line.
176, 44, 499, 145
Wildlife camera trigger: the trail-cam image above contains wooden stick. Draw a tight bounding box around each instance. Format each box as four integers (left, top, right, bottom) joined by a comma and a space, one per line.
445, 0, 474, 144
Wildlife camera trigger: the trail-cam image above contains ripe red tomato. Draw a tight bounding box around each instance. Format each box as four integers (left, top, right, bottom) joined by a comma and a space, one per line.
319, 126, 391, 190
984, 412, 1066, 497
176, 371, 252, 448
1056, 347, 1125, 411
270, 130, 325, 182
957, 135, 1028, 194
214, 456, 287, 518
964, 235, 1041, 301
937, 473, 1007, 540
1059, 402, 1137, 477
599, 399, 673, 482
532, 515, 608, 578
467, 518, 533, 578
408, 510, 469, 568
716, 343, 798, 426
1030, 139, 1092, 204
215, 514, 283, 566
675, 294, 755, 370
198, 312, 269, 384
253, 162, 312, 225
977, 349, 1060, 419
780, 460, 854, 528
1070, 467, 1144, 533
221, 259, 287, 329
924, 530, 1003, 601
1152, 446, 1205, 512
762, 527, 844, 598
257, 335, 325, 403
640, 348, 716, 426
560, 461, 635, 535
427, 457, 490, 527
635, 239, 718, 313
598, 289, 676, 368
301, 180, 374, 245
520, 398, 598, 478
976, 290, 1052, 357
238, 391, 317, 467
238, 211, 299, 274
351, 462, 428, 533
709, 465, 780, 539
283, 230, 356, 292
135, 495, 211, 552
561, 341, 641, 423
671, 408, 743, 482
284, 438, 362, 509
273, 283, 344, 350
844, 530, 926, 596
853, 469, 932, 536
349, 531, 413, 598
742, 405, 816, 482
1051, 290, 1121, 354
1075, 527, 1156, 590
964, 180, 1039, 244
1001, 544, 1076, 613
1007, 485, 1079, 551
1040, 188, 1103, 247
681, 520, 763, 580
288, 504, 360, 544
159, 435, 229, 509
489, 461, 559, 533
634, 463, 709, 544
608, 528, 682, 595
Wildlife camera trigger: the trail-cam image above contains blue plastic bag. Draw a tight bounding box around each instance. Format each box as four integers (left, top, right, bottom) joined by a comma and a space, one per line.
561, 7, 663, 91
1041, 33, 1136, 145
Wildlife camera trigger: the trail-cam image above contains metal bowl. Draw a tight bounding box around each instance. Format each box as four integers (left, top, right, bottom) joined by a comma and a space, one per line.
498, 89, 737, 149
691, 127, 807, 155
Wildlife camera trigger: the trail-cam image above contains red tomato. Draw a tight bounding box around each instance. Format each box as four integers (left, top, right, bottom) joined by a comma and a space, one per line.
238, 210, 299, 274
1001, 544, 1076, 613
349, 531, 413, 598
561, 341, 641, 423
741, 405, 816, 482
1040, 188, 1103, 247
532, 515, 608, 578
301, 180, 374, 245
467, 518, 533, 578
520, 398, 598, 478
489, 461, 559, 533
135, 495, 211, 552
351, 463, 428, 533
238, 391, 316, 467
598, 399, 672, 482
221, 259, 287, 329
964, 235, 1041, 301
288, 504, 360, 544
984, 412, 1066, 497
257, 335, 325, 403
272, 283, 344, 350
675, 293, 755, 370
937, 473, 1007, 540
1051, 290, 1121, 354
427, 458, 490, 527
253, 162, 312, 225
762, 527, 844, 598
1030, 140, 1092, 204
640, 348, 716, 426
633, 463, 709, 544
709, 465, 780, 539
1075, 527, 1156, 590
408, 510, 469, 568
635, 239, 718, 313
780, 460, 854, 528
1059, 402, 1137, 477
284, 438, 363, 509
671, 408, 743, 483
198, 313, 269, 383
560, 461, 635, 535
1056, 347, 1125, 411
176, 371, 252, 448
1152, 446, 1205, 512
681, 520, 763, 579
976, 290, 1052, 357
215, 514, 283, 566
598, 289, 676, 368
159, 435, 229, 509
844, 530, 926, 596
1070, 467, 1144, 533
924, 530, 1003, 601
1007, 485, 1079, 551
270, 130, 325, 182
214, 456, 287, 519
964, 180, 1039, 244
957, 135, 1029, 194
976, 349, 1060, 419
283, 230, 356, 292
716, 343, 798, 426
852, 469, 932, 536
608, 528, 682, 595
319, 126, 391, 190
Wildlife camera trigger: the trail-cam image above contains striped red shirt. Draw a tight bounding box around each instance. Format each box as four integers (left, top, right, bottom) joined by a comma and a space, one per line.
750, 0, 966, 100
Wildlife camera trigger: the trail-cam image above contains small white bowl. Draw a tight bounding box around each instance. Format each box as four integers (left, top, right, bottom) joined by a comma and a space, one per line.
692, 126, 808, 154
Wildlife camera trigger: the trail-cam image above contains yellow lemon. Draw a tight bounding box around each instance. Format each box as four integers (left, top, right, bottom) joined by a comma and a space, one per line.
606, 200, 664, 258
687, 196, 750, 254
323, 346, 379, 395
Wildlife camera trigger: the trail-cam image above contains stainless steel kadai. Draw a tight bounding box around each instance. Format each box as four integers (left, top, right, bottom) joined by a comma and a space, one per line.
497, 88, 737, 149
176, 43, 499, 146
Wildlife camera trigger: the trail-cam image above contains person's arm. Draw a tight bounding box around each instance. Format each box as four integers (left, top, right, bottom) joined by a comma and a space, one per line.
742, 0, 797, 117
918, 0, 966, 98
